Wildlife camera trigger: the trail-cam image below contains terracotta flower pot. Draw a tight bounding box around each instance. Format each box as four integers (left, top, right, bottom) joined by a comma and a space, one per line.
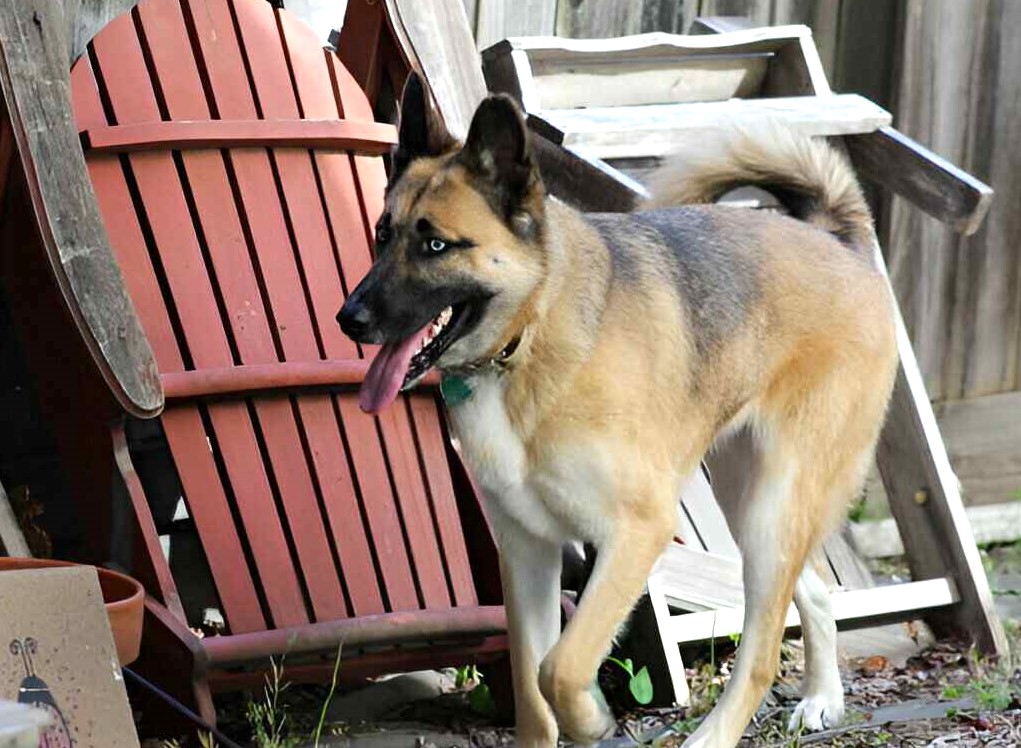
0, 558, 144, 666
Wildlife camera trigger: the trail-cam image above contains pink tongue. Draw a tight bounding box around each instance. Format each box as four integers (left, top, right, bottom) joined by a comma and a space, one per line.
359, 323, 431, 414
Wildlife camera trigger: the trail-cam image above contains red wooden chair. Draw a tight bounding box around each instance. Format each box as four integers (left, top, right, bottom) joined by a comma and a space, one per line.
70, 0, 505, 721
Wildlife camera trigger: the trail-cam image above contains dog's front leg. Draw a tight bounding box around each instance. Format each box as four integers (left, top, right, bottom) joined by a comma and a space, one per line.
539, 508, 674, 744
492, 509, 563, 747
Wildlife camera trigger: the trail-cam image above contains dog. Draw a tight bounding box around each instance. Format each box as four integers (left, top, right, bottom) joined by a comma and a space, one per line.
338, 73, 898, 748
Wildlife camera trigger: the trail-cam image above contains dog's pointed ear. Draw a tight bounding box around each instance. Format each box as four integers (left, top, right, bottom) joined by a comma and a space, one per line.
391, 72, 455, 182
458, 95, 541, 220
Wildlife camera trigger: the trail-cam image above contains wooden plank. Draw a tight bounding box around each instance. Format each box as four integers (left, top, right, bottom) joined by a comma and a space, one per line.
206, 0, 395, 616
832, 0, 900, 111
678, 465, 740, 558
935, 390, 1021, 507
653, 544, 743, 611
0, 0, 162, 417
822, 531, 874, 591
647, 574, 690, 707
851, 502, 1021, 559
383, 0, 488, 139
476, 0, 556, 51
642, 0, 700, 34
698, 0, 772, 27
535, 93, 891, 159
555, 0, 643, 38
408, 397, 479, 607
489, 24, 812, 59
80, 119, 397, 154
160, 409, 267, 633
276, 6, 452, 613
961, 0, 1021, 398
663, 577, 959, 643
872, 242, 1009, 657
66, 0, 140, 64
260, 3, 434, 616
770, 0, 840, 76
92, 9, 311, 630
138, 0, 351, 624
885, 0, 990, 402
846, 127, 993, 237
0, 480, 31, 558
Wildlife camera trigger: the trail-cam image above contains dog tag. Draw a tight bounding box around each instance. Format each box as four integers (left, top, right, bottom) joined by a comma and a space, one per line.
441, 374, 473, 407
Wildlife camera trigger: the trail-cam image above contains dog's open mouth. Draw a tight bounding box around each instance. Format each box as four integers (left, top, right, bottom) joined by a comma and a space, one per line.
359, 303, 471, 414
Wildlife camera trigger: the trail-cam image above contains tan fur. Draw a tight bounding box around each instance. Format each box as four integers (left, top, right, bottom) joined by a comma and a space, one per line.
355, 103, 898, 748
646, 122, 874, 248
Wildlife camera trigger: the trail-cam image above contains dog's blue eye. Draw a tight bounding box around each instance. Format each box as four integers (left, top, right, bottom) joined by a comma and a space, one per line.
427, 238, 447, 254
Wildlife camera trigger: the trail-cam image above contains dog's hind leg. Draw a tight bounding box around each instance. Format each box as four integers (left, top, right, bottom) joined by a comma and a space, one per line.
682, 443, 811, 748
788, 555, 844, 731
538, 491, 676, 744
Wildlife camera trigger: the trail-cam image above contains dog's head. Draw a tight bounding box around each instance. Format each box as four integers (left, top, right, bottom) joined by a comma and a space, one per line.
338, 73, 546, 413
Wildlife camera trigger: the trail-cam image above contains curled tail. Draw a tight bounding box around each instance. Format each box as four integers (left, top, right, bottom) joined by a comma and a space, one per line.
645, 123, 874, 250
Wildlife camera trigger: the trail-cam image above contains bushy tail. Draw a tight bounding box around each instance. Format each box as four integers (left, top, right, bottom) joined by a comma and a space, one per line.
645, 123, 874, 250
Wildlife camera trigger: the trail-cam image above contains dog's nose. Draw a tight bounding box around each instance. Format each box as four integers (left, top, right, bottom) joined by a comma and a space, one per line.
337, 298, 374, 341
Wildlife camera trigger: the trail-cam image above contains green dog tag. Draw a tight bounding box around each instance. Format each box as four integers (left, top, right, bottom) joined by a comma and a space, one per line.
440, 374, 473, 407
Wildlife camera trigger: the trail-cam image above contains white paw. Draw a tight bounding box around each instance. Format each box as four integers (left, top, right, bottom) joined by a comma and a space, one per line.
788, 692, 845, 733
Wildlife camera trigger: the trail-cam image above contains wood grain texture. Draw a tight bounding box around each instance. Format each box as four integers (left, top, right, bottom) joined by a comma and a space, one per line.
0, 0, 162, 417
66, 0, 140, 64
475, 0, 556, 50
81, 119, 397, 154
935, 390, 1021, 507
846, 127, 993, 237
873, 243, 1008, 656
556, 0, 643, 38
886, 0, 1021, 403
770, 0, 838, 74
537, 93, 889, 159
384, 0, 487, 139
699, 0, 772, 27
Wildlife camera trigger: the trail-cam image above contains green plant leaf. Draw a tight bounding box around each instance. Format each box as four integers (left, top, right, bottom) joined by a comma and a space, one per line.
468, 683, 497, 717
605, 655, 634, 676
629, 666, 654, 705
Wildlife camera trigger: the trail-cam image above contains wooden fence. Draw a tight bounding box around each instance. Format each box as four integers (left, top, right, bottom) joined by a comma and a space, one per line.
460, 0, 1021, 506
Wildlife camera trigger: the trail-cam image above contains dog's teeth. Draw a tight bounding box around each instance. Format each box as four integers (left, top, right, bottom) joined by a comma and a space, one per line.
439, 307, 452, 325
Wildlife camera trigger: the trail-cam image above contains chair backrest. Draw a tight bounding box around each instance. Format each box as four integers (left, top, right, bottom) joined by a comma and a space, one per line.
71, 0, 480, 635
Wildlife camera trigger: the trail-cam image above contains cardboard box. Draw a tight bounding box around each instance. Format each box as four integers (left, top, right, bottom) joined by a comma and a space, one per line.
0, 566, 139, 747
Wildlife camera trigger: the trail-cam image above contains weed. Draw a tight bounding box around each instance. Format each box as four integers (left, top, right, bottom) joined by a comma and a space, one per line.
940, 644, 1020, 712
246, 657, 300, 748
312, 645, 342, 748
605, 656, 654, 705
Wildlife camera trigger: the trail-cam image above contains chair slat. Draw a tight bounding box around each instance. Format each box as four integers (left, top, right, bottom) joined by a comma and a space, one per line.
279, 9, 455, 610
138, 0, 350, 623
234, 0, 430, 613
71, 62, 182, 370
189, 0, 393, 616
91, 11, 309, 629
409, 397, 479, 606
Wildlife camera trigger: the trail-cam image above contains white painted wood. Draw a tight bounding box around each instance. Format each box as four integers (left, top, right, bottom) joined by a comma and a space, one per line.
647, 574, 691, 707
653, 544, 744, 611
491, 25, 814, 56
537, 94, 891, 159
663, 577, 959, 643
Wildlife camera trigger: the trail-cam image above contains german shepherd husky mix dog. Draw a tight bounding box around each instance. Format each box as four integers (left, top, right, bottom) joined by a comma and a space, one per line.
338, 73, 898, 748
